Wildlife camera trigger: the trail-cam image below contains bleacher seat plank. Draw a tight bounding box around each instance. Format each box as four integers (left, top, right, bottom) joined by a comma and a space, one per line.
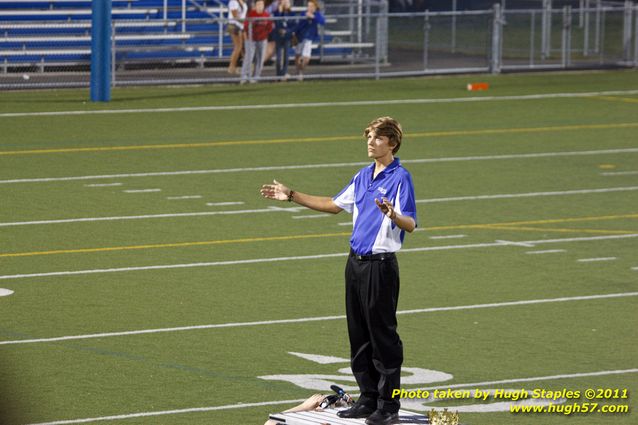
314, 42, 374, 49
1, 34, 191, 42
324, 30, 353, 36
0, 0, 137, 3
0, 21, 177, 29
1, 48, 89, 55
0, 8, 158, 16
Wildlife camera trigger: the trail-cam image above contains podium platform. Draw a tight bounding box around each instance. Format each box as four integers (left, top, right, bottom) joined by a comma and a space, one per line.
269, 408, 429, 425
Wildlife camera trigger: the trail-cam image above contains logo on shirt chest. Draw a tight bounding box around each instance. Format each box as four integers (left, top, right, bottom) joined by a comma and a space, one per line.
377, 187, 388, 196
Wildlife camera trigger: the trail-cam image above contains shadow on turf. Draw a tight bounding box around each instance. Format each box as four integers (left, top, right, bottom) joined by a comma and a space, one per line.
0, 353, 28, 424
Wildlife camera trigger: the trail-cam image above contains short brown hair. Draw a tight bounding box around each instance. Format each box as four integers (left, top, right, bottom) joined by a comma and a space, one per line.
307, 0, 320, 10
364, 116, 403, 154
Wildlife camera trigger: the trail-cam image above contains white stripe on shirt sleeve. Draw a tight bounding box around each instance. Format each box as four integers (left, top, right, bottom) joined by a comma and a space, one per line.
333, 182, 356, 213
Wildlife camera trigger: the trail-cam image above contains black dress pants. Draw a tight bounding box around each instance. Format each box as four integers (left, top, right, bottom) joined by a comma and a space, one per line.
345, 250, 403, 413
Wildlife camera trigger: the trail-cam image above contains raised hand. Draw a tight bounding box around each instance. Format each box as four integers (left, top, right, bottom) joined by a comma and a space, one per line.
375, 197, 396, 220
260, 179, 291, 201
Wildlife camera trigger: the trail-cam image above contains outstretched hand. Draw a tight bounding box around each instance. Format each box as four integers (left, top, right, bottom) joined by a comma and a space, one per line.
260, 179, 291, 201
375, 197, 396, 220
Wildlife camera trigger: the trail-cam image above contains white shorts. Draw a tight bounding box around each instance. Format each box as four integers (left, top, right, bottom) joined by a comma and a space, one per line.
295, 39, 313, 58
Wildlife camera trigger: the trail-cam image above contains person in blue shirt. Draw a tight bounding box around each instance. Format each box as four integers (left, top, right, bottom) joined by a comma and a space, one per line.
272, 0, 296, 79
292, 0, 325, 80
260, 117, 417, 425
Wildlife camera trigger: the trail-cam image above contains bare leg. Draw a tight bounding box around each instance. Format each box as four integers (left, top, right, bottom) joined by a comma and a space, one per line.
228, 31, 243, 74
264, 41, 276, 63
297, 56, 310, 81
295, 54, 302, 73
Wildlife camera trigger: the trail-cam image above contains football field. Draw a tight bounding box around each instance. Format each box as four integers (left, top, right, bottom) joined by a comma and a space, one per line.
0, 70, 637, 425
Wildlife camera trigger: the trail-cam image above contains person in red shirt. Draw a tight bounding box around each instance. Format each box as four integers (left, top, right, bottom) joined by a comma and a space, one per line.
241, 0, 273, 83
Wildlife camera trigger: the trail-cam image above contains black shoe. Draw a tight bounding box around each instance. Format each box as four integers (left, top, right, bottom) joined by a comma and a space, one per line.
337, 403, 376, 418
365, 409, 400, 425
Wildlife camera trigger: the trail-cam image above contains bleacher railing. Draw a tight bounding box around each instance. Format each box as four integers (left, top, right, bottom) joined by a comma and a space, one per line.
0, 2, 636, 89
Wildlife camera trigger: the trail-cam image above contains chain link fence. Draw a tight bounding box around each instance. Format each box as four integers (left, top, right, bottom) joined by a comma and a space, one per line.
499, 1, 635, 70
0, 0, 636, 89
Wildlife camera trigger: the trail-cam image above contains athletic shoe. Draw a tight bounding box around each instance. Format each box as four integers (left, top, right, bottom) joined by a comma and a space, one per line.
336, 403, 375, 418
365, 410, 399, 425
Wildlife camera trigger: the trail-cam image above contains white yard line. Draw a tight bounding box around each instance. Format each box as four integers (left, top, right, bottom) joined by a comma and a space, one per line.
84, 183, 122, 188
0, 207, 301, 227
1, 186, 636, 228
394, 234, 637, 253
526, 249, 566, 254
418, 186, 638, 203
2, 148, 637, 185
26, 367, 638, 425
1, 234, 637, 282
0, 253, 347, 280
337, 222, 352, 226
205, 202, 244, 207
429, 234, 467, 240
4, 89, 638, 118
601, 171, 638, 176
1, 292, 636, 346
403, 148, 638, 163
577, 257, 617, 262
292, 214, 333, 219
26, 398, 310, 425
123, 189, 161, 193
166, 195, 202, 200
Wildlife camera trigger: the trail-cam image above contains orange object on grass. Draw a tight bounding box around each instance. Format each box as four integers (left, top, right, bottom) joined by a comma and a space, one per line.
466, 82, 490, 91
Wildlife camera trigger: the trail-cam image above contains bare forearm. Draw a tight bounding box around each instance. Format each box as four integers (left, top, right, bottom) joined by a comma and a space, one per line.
260, 180, 342, 214
391, 213, 416, 233
290, 191, 341, 214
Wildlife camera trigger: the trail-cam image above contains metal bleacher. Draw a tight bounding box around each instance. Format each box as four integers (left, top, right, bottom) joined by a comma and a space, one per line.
0, 0, 224, 72
0, 0, 368, 75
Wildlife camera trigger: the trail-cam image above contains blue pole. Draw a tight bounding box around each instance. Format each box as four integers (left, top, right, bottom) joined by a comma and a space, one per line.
90, 0, 112, 102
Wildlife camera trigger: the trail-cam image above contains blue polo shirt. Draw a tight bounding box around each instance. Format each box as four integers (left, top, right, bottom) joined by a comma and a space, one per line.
333, 158, 417, 255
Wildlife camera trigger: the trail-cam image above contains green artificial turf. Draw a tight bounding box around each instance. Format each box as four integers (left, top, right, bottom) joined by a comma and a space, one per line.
0, 69, 637, 424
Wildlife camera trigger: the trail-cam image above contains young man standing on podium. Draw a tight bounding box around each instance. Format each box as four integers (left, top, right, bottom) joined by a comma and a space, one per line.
260, 117, 417, 425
